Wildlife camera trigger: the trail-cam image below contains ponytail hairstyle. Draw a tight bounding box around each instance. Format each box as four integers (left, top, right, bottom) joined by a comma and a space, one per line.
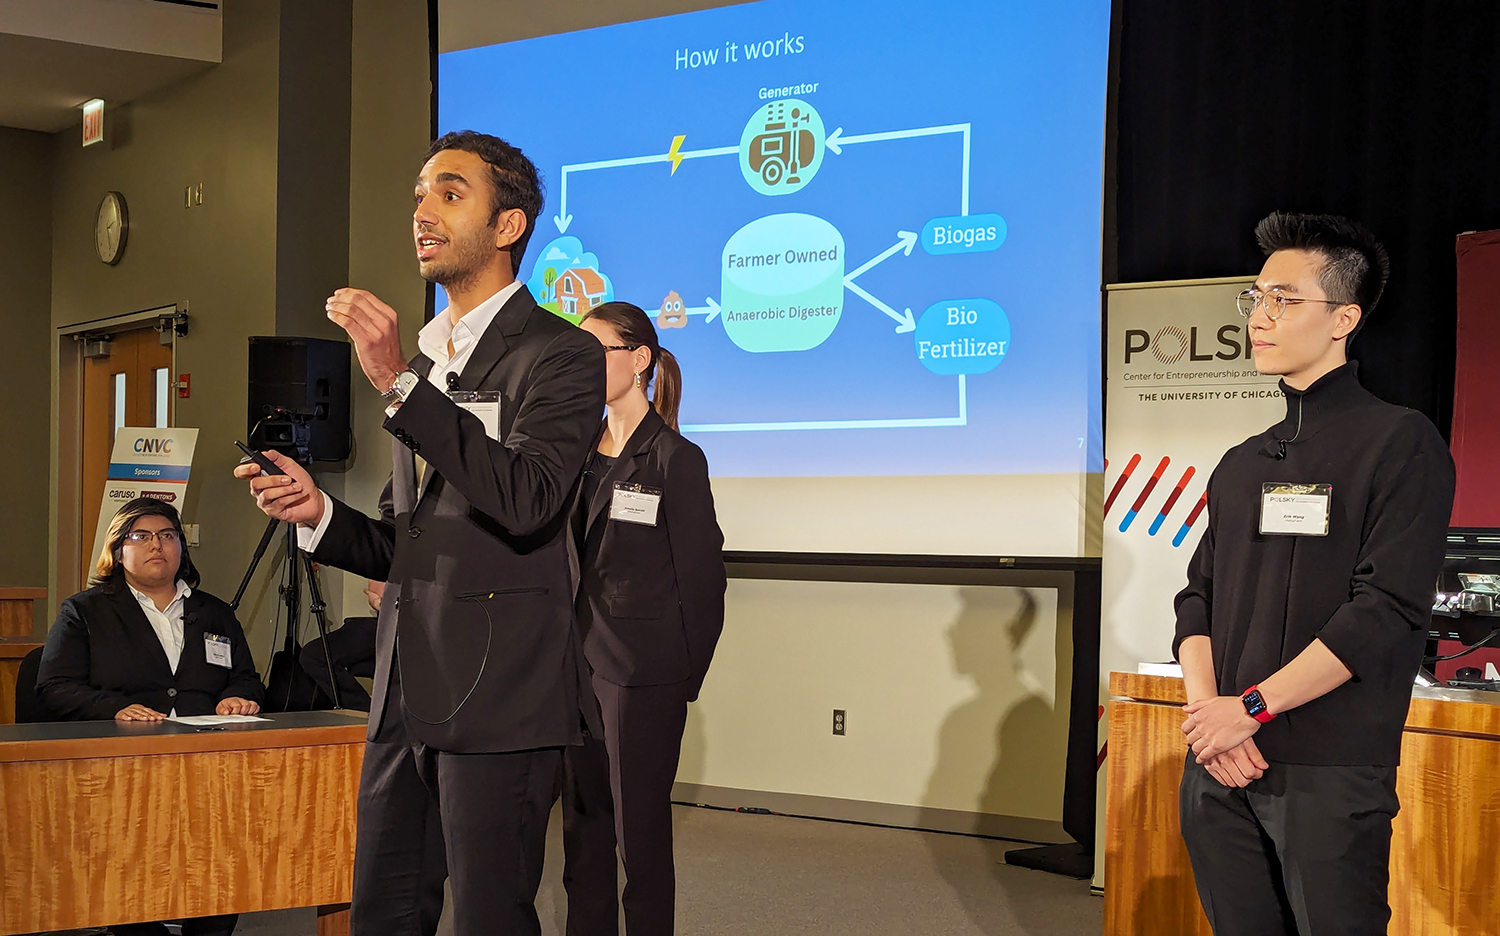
581, 301, 683, 430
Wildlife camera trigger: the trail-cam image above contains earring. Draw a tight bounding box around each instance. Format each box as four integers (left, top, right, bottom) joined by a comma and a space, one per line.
634, 372, 642, 389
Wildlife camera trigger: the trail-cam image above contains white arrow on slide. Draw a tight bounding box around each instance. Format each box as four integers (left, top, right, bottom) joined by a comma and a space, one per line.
841, 231, 919, 333
554, 141, 738, 232
845, 230, 918, 283
685, 297, 721, 323
824, 123, 971, 215
845, 281, 916, 333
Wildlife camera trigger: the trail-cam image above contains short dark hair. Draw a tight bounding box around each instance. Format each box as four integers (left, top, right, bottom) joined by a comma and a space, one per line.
1253, 212, 1391, 332
91, 497, 200, 592
424, 130, 544, 275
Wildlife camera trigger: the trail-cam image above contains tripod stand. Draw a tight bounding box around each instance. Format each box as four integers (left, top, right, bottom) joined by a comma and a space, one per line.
229, 515, 343, 710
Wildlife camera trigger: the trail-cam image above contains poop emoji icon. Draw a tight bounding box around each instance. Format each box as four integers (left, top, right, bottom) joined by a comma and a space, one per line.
658, 290, 687, 329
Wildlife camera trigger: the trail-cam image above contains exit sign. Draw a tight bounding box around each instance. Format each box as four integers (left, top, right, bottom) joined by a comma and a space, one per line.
81, 99, 104, 147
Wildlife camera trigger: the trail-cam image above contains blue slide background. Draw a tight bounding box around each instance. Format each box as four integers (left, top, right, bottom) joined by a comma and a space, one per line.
440, 0, 1108, 478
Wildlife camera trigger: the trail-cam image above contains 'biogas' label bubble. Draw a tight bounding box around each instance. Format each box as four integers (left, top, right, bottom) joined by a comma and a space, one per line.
914, 299, 1011, 375
921, 213, 1007, 255
722, 213, 844, 353
739, 99, 826, 196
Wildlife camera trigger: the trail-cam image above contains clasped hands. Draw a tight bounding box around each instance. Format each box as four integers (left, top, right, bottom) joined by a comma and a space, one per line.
1182, 695, 1268, 788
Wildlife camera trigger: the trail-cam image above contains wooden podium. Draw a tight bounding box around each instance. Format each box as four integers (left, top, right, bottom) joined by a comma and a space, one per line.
1105, 672, 1500, 936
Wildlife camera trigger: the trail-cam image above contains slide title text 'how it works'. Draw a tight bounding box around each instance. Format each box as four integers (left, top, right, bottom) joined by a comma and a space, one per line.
677, 33, 806, 69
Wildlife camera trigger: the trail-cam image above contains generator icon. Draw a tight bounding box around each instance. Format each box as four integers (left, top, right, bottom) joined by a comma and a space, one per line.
739, 98, 826, 196
749, 102, 815, 186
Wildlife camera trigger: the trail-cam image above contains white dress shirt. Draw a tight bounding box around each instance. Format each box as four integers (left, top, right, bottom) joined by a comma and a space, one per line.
299, 281, 525, 552
129, 578, 192, 716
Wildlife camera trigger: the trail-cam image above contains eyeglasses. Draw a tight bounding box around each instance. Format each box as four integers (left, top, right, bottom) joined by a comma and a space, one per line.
601, 345, 640, 353
1236, 288, 1347, 322
124, 529, 182, 547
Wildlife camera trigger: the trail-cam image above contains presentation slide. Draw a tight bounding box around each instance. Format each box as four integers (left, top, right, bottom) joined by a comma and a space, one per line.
440, 0, 1108, 556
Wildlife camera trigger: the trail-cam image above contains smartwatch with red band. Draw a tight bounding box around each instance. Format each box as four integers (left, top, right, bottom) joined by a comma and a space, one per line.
1241, 685, 1275, 723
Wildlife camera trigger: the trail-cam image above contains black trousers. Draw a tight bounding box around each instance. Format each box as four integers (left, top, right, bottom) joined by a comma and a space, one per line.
1179, 754, 1400, 936
561, 676, 690, 936
352, 712, 563, 936
300, 617, 377, 711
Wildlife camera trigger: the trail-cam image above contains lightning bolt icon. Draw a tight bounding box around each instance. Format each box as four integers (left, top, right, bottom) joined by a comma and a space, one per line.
667, 135, 686, 175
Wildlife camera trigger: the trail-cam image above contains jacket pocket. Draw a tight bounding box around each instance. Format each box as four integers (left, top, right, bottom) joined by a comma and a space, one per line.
607, 591, 666, 620
456, 587, 549, 600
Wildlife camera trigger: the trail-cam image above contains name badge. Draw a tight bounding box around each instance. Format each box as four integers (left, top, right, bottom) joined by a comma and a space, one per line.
449, 390, 501, 441
1260, 483, 1332, 536
610, 482, 662, 526
205, 634, 233, 668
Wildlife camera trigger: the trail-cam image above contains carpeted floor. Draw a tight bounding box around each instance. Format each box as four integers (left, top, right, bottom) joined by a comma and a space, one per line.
530, 804, 1101, 936
176, 804, 1102, 936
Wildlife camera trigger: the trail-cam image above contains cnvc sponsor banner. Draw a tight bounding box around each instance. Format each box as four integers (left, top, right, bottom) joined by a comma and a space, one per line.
89, 428, 200, 569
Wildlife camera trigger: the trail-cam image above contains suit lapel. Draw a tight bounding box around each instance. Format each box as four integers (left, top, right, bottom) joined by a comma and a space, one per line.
451, 286, 537, 391
586, 409, 666, 539
393, 352, 434, 512
182, 591, 206, 670
573, 421, 608, 548
108, 587, 177, 680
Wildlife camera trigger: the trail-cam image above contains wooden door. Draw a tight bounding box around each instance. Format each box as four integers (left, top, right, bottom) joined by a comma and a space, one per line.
79, 328, 174, 589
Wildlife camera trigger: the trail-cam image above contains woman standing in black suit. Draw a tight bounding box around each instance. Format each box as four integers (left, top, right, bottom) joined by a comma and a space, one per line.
562, 301, 726, 936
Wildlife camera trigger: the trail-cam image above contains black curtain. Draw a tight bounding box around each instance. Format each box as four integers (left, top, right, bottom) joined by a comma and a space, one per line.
1112, 0, 1500, 436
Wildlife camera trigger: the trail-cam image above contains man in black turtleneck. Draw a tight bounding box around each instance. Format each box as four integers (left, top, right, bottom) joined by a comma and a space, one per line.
1172, 212, 1454, 936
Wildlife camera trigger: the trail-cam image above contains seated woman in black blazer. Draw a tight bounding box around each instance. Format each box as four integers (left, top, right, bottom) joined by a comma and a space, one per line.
38, 497, 264, 724
38, 498, 263, 935
560, 301, 727, 936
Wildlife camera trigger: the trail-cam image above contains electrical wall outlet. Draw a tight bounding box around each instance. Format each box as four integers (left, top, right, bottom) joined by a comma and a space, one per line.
184, 523, 200, 547
832, 709, 846, 736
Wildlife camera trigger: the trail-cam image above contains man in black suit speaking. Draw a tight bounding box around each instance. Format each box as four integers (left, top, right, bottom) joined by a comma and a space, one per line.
235, 131, 605, 936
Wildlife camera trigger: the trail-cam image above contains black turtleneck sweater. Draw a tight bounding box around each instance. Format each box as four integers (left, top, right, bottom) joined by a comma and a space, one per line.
1172, 362, 1454, 767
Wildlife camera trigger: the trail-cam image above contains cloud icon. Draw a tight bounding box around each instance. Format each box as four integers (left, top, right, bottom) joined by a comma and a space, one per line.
526, 235, 615, 323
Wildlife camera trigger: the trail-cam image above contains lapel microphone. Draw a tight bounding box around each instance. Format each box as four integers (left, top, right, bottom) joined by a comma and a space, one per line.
446, 372, 460, 391
1261, 394, 1305, 460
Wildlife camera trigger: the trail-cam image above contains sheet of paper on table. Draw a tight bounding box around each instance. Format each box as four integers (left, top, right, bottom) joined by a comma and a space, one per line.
166, 714, 272, 726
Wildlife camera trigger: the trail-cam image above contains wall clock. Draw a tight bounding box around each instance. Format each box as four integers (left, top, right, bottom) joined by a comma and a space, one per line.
95, 191, 128, 265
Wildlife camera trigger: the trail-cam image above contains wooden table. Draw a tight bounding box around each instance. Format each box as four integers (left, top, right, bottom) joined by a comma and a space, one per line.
0, 637, 43, 724
0, 586, 46, 638
0, 710, 366, 935
1105, 672, 1500, 936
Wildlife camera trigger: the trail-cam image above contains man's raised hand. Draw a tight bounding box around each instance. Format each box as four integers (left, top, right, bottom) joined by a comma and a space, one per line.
325, 288, 409, 391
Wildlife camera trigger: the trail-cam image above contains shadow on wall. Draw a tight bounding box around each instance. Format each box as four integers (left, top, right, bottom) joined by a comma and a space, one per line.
921, 586, 1074, 935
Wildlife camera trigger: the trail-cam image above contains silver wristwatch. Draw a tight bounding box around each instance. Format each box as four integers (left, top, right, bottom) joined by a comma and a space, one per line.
380, 369, 421, 408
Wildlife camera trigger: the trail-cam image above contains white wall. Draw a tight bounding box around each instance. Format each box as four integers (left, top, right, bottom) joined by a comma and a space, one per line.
679, 574, 1073, 838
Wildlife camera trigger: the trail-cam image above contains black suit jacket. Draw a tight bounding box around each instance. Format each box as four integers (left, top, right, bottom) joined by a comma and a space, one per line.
36, 583, 265, 721
312, 286, 606, 752
574, 408, 726, 699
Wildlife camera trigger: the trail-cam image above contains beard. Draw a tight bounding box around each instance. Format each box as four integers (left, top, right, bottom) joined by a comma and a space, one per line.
418, 223, 498, 292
